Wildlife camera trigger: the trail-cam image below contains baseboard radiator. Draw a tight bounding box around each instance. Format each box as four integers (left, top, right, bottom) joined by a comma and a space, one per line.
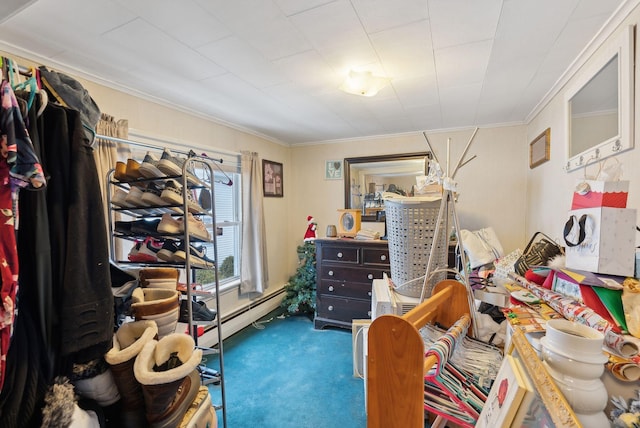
197, 288, 286, 348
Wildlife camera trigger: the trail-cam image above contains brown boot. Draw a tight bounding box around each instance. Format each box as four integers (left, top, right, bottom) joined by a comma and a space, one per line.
134, 333, 202, 428
105, 320, 158, 428
139, 267, 180, 290
131, 287, 180, 338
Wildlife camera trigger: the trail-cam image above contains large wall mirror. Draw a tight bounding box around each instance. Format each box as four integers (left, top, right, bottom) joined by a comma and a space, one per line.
564, 24, 634, 172
344, 152, 430, 221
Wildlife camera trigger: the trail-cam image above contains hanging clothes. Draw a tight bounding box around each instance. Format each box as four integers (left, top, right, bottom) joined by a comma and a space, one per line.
1, 89, 53, 428
38, 66, 100, 145
0, 79, 46, 392
40, 102, 113, 362
0, 150, 18, 396
0, 307, 50, 428
1, 80, 46, 190
2, 65, 113, 424
15, 87, 55, 373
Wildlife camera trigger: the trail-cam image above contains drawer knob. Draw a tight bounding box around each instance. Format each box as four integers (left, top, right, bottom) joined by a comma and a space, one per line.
380, 254, 387, 261
328, 286, 334, 292
337, 252, 343, 258
368, 291, 372, 297
328, 270, 334, 276
368, 273, 374, 280
368, 311, 371, 317
328, 305, 334, 311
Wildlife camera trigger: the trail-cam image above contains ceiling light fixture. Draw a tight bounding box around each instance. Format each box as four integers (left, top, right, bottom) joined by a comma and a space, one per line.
339, 70, 389, 97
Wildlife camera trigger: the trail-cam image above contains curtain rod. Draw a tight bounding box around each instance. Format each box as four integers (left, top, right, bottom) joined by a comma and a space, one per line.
128, 129, 241, 158
1, 56, 34, 77
96, 133, 173, 152
95, 133, 238, 165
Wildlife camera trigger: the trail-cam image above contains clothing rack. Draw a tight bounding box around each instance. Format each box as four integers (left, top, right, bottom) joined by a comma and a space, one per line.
0, 56, 35, 77
367, 279, 472, 428
421, 130, 479, 338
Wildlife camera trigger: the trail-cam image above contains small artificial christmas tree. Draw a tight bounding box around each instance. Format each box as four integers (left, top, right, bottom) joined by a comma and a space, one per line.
281, 241, 317, 316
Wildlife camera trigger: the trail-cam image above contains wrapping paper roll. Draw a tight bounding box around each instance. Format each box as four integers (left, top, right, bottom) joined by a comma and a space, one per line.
508, 273, 639, 359
607, 353, 640, 382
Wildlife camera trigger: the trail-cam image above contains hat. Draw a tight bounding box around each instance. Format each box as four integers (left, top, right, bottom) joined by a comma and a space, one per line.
39, 66, 101, 143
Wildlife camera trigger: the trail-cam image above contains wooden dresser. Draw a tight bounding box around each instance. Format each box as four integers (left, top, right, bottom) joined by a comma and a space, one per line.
314, 238, 390, 330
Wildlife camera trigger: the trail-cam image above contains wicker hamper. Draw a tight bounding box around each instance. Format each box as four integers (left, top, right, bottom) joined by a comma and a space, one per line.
384, 197, 449, 298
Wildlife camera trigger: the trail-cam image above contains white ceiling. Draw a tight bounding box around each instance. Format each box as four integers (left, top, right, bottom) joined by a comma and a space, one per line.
0, 0, 627, 145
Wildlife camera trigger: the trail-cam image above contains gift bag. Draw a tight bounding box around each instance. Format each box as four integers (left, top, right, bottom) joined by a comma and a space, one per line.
564, 207, 636, 276
571, 180, 629, 209
514, 232, 563, 276
572, 158, 629, 209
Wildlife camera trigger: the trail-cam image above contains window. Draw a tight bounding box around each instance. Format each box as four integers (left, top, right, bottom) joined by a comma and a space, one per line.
195, 168, 242, 291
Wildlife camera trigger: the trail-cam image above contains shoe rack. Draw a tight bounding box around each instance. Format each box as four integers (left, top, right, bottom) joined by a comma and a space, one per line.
106, 150, 227, 427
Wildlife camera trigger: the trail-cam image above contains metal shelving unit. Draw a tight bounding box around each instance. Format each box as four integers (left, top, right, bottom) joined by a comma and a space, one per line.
105, 149, 227, 428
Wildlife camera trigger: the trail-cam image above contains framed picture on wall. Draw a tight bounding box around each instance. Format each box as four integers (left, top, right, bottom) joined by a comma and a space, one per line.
262, 159, 283, 197
325, 160, 343, 180
529, 128, 551, 169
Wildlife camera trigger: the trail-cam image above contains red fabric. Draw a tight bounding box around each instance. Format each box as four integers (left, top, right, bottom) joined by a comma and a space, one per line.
524, 269, 546, 286
0, 160, 18, 392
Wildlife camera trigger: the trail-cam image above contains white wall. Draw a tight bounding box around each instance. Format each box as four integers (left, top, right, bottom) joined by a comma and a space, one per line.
526, 5, 640, 248
290, 125, 528, 254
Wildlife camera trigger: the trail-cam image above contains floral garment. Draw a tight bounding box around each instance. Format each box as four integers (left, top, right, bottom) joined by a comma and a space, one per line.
0, 80, 46, 391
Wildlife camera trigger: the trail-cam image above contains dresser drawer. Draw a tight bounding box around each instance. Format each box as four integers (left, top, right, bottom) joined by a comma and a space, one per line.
316, 296, 371, 322
321, 246, 360, 263
319, 265, 389, 283
314, 239, 388, 330
318, 279, 373, 300
362, 248, 390, 266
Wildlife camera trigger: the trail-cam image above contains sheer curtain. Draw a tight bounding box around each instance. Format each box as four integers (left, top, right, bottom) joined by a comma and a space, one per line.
240, 151, 269, 295
94, 114, 130, 258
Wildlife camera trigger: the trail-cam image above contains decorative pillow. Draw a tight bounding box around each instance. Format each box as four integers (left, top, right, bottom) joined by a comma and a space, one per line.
459, 228, 504, 269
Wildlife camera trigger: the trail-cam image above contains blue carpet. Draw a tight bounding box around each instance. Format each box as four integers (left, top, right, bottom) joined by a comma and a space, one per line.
205, 311, 367, 428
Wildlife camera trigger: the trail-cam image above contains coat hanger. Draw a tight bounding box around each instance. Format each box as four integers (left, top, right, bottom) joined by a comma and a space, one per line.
14, 76, 38, 112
